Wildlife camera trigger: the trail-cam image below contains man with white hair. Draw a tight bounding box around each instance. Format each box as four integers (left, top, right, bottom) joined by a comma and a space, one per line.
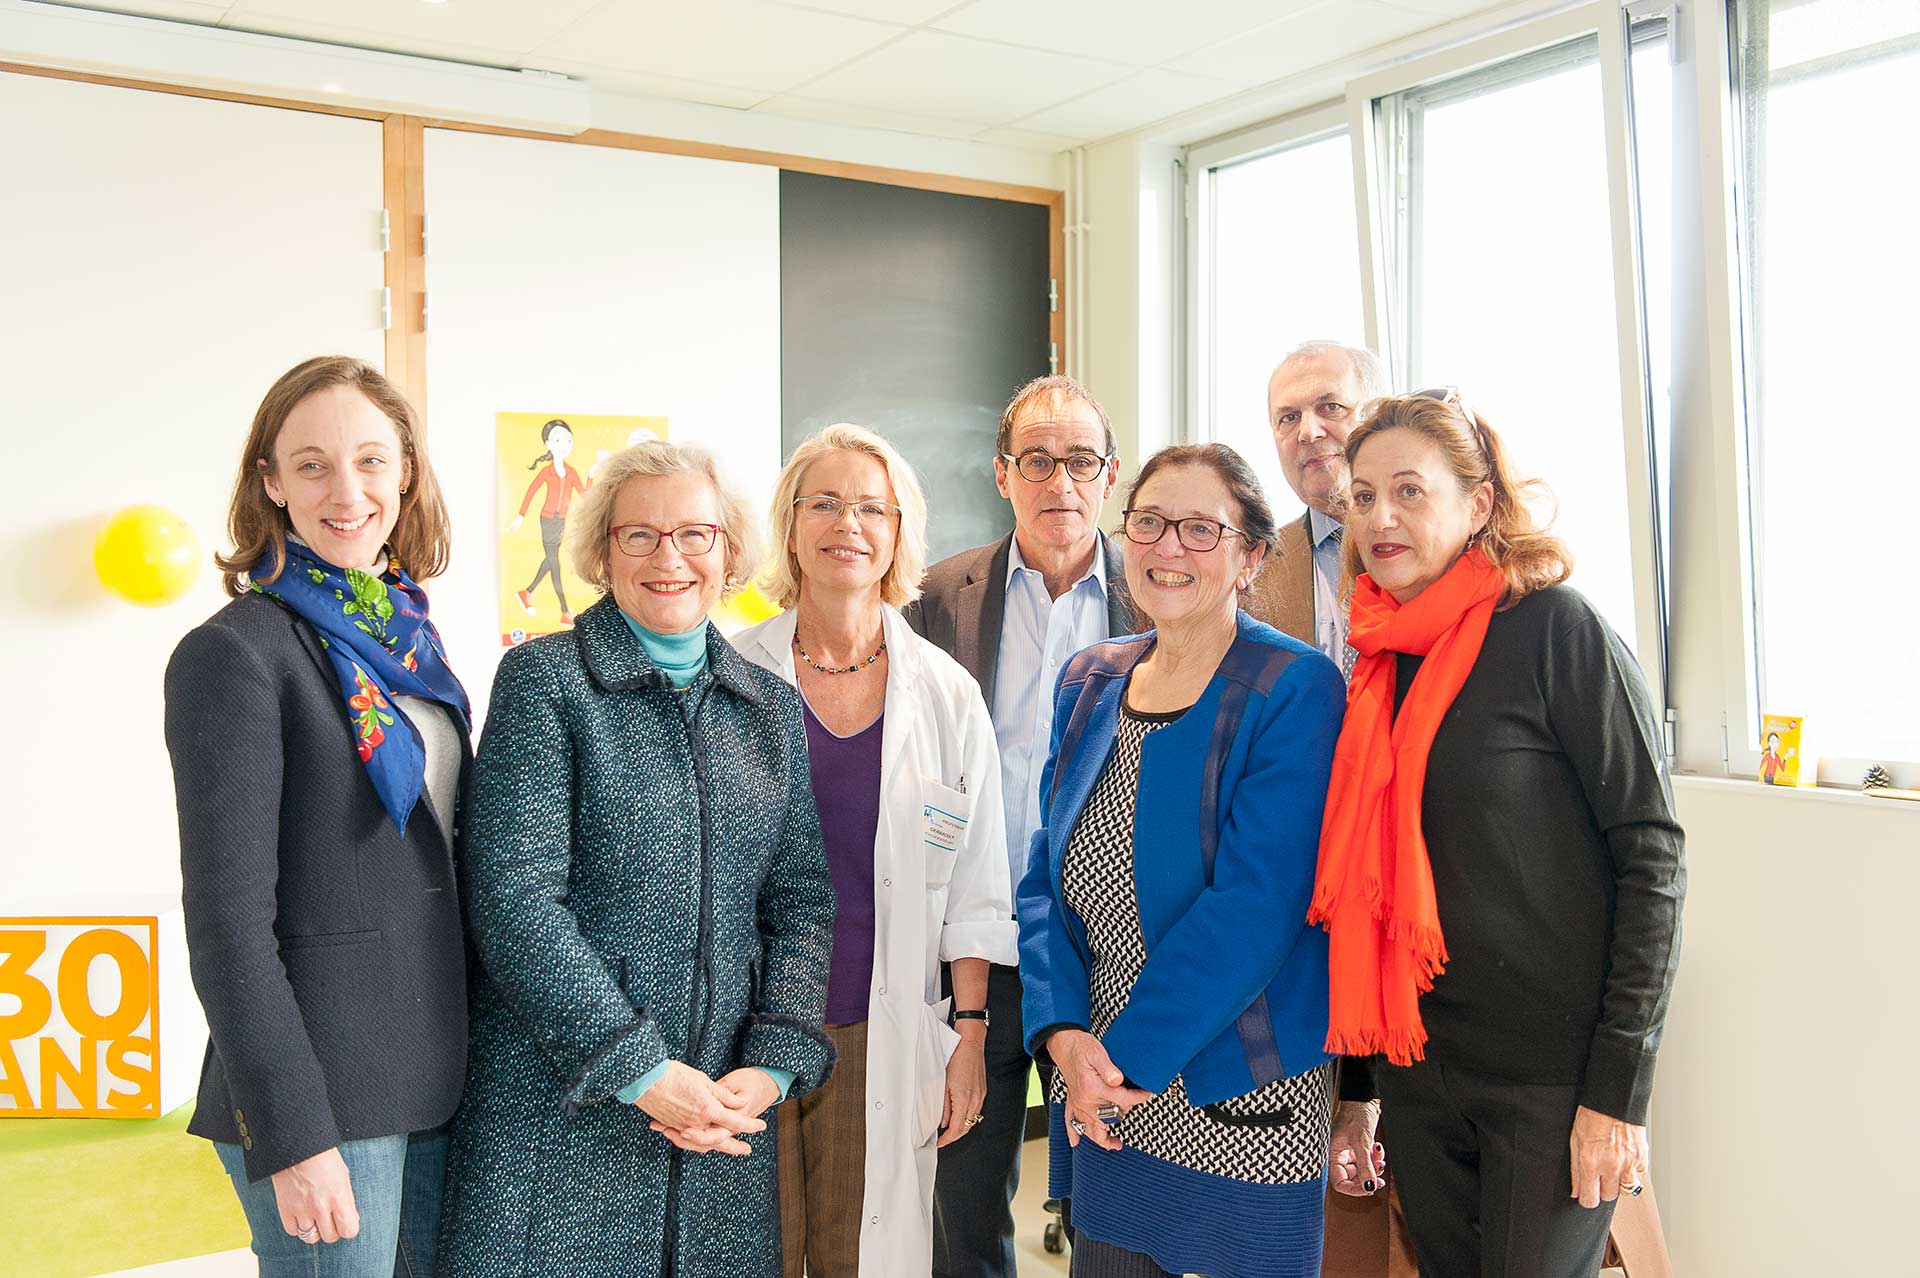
1243, 340, 1420, 1278
1244, 339, 1388, 668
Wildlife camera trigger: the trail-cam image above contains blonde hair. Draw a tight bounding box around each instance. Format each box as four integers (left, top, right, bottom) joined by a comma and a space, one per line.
1342, 394, 1572, 605
216, 356, 450, 595
567, 441, 761, 599
762, 424, 929, 610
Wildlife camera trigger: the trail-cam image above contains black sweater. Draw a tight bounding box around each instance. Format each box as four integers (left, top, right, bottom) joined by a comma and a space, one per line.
1346, 585, 1684, 1124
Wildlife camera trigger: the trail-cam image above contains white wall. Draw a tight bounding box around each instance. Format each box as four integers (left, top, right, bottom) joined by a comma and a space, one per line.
422, 128, 782, 720
0, 70, 385, 909
1659, 780, 1920, 1275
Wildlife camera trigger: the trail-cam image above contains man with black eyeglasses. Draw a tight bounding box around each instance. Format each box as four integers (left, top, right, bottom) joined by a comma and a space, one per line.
905, 374, 1132, 1278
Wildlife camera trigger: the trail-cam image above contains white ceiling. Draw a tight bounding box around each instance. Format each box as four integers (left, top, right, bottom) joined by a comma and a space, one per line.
51, 0, 1500, 151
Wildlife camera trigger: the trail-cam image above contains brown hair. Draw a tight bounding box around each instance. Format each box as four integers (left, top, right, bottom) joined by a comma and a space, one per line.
996, 375, 1117, 458
1341, 394, 1571, 604
1124, 442, 1279, 552
215, 357, 451, 596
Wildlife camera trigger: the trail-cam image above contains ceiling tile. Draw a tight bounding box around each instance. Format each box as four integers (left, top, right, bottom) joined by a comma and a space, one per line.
223, 0, 602, 59
528, 0, 902, 94
765, 0, 960, 23
752, 94, 983, 139
971, 124, 1090, 152
933, 0, 1317, 68
1167, 0, 1431, 86
521, 59, 772, 109
796, 29, 1125, 125
1014, 67, 1241, 140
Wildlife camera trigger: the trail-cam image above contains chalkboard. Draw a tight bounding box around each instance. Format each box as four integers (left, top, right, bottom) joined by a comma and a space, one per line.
780, 171, 1051, 561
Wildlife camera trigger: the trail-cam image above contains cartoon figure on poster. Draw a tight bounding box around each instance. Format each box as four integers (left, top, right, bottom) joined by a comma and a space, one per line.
507, 420, 601, 625
496, 412, 665, 646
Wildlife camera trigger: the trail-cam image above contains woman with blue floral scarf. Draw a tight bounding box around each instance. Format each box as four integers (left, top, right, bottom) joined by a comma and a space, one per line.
165, 356, 472, 1278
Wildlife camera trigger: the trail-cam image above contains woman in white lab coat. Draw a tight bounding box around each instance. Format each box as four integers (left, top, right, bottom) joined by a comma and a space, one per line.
736, 423, 1017, 1278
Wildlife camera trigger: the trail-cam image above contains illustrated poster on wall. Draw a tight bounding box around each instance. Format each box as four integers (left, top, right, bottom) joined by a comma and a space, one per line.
496, 412, 667, 647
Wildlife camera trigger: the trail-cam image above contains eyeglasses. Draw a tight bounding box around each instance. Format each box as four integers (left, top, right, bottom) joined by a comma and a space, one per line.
610, 523, 721, 558
999, 451, 1114, 484
1119, 509, 1250, 552
792, 494, 902, 524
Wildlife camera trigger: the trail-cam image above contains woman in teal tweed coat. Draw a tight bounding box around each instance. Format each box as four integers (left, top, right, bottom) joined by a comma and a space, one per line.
438, 443, 835, 1278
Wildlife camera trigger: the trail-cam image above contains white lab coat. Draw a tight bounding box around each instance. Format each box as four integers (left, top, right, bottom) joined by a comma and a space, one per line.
735, 603, 1018, 1277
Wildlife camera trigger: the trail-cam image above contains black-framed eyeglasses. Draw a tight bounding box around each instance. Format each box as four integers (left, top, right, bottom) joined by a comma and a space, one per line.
792, 494, 902, 524
999, 450, 1114, 484
1118, 509, 1249, 552
610, 522, 721, 558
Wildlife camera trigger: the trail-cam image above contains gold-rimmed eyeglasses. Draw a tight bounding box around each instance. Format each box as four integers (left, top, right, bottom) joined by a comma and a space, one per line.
792, 494, 902, 524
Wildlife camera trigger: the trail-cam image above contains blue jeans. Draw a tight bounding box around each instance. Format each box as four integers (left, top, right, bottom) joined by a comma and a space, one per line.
214, 1129, 446, 1278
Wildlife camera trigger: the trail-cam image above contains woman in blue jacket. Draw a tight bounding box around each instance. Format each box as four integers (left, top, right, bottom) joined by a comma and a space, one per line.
1018, 443, 1346, 1278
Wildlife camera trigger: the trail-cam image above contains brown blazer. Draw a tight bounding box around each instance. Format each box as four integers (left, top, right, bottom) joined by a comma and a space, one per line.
1244, 511, 1321, 645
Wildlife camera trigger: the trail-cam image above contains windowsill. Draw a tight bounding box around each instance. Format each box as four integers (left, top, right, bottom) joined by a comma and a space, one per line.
1672, 772, 1920, 813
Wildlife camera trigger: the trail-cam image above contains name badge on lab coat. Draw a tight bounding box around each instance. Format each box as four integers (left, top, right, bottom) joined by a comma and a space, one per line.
922, 783, 971, 853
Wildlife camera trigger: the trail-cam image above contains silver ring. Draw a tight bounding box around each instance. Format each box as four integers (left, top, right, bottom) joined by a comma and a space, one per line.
1628, 1183, 1644, 1198
1069, 1118, 1087, 1136
1094, 1102, 1121, 1121
297, 1225, 319, 1243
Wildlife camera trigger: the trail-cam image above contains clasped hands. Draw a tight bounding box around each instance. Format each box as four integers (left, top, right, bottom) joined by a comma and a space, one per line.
1046, 1028, 1153, 1152
635, 1060, 781, 1156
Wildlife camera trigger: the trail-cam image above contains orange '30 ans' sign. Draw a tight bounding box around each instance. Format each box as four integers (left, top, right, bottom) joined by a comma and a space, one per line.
0, 919, 162, 1118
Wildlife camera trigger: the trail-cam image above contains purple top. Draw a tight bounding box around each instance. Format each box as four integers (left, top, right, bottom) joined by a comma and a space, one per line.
802, 700, 883, 1025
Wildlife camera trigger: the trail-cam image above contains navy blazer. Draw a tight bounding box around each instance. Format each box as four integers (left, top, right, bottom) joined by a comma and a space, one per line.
165, 593, 469, 1181
1017, 611, 1344, 1104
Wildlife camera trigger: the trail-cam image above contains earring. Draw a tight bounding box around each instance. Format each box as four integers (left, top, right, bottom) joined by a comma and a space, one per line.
399, 485, 408, 495
273, 498, 286, 508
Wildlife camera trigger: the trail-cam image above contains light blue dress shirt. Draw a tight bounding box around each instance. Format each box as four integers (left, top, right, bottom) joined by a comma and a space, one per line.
1308, 507, 1349, 666
992, 537, 1110, 902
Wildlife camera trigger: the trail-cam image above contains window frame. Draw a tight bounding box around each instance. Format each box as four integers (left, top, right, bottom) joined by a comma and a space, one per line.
1181, 100, 1352, 451
1344, 0, 1671, 704
1177, 0, 1920, 786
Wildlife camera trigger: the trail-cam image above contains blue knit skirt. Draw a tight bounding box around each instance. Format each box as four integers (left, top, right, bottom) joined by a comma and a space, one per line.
1047, 1104, 1328, 1278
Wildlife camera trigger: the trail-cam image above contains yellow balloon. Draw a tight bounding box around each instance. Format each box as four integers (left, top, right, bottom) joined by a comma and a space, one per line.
94, 504, 201, 606
712, 582, 783, 633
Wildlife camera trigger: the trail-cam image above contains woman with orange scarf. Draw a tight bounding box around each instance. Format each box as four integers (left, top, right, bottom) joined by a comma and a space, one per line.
1309, 392, 1684, 1278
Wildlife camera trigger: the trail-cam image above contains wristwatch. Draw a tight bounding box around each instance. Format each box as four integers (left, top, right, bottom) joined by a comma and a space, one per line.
950, 1008, 990, 1028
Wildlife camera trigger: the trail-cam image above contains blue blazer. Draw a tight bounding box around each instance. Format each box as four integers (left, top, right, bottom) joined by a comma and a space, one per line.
1018, 611, 1344, 1105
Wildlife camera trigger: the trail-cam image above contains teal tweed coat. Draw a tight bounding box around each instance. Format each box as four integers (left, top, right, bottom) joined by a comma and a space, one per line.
438, 596, 836, 1278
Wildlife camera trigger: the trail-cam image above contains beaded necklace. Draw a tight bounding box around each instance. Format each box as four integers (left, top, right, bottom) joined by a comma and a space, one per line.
793, 633, 886, 675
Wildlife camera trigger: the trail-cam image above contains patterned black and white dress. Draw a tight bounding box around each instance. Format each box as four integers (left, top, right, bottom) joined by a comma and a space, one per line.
1049, 703, 1335, 1277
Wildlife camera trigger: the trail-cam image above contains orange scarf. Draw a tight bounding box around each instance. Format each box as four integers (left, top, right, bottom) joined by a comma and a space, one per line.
1308, 547, 1505, 1064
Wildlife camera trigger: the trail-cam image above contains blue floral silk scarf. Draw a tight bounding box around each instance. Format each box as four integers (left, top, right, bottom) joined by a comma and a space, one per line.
252, 540, 471, 831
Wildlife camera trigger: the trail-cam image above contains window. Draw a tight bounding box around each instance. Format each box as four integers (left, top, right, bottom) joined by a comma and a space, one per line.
1628, 19, 1674, 642
1380, 36, 1646, 649
1734, 0, 1920, 764
1194, 127, 1364, 524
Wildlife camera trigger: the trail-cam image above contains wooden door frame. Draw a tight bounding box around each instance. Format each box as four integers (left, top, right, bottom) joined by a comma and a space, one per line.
1, 59, 1069, 422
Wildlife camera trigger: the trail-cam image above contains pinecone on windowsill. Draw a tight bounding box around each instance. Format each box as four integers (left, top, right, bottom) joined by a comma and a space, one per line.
1860, 765, 1920, 802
